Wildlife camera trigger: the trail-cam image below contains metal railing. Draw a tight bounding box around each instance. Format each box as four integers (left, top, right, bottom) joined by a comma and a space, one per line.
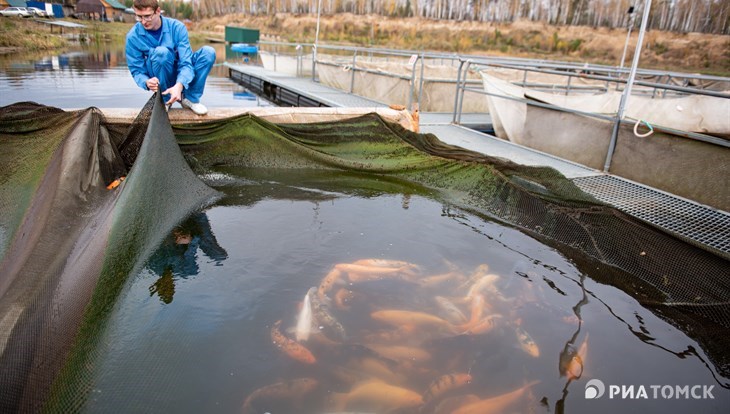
258, 41, 729, 113
247, 41, 730, 210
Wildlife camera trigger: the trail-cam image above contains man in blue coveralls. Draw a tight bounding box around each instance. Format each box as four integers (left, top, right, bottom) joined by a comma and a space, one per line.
126, 0, 215, 115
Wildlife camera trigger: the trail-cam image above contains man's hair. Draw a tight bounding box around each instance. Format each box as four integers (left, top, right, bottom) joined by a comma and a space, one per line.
133, 0, 159, 10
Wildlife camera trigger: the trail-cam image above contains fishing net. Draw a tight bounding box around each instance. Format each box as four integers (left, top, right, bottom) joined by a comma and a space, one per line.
0, 95, 219, 413
0, 93, 727, 412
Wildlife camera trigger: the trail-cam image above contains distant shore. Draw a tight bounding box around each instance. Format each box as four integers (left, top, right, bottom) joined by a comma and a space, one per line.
1, 14, 728, 76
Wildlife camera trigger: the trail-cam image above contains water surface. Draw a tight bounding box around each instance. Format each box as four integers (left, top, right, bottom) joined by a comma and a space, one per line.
0, 42, 270, 109
79, 168, 729, 414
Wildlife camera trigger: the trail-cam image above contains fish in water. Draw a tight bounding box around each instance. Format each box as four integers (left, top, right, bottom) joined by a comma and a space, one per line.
346, 356, 407, 386
419, 271, 465, 288
566, 334, 589, 380
434, 394, 480, 414
457, 294, 489, 332
371, 309, 455, 333
337, 262, 419, 283
463, 314, 503, 335
334, 287, 355, 310
452, 380, 540, 414
318, 267, 345, 302
329, 379, 424, 412
465, 273, 501, 301
270, 320, 316, 364
352, 258, 420, 270
296, 288, 314, 341
241, 377, 319, 414
422, 372, 473, 404
310, 289, 348, 341
434, 296, 468, 324
515, 326, 540, 357
364, 343, 432, 363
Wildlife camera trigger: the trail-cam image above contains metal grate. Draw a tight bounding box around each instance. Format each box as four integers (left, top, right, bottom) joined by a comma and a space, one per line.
573, 174, 730, 256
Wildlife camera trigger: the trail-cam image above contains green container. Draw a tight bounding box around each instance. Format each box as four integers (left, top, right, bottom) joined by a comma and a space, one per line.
224, 26, 260, 44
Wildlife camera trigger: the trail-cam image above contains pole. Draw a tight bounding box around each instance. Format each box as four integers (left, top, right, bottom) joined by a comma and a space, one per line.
312, 0, 322, 81
603, 0, 652, 172
619, 6, 636, 72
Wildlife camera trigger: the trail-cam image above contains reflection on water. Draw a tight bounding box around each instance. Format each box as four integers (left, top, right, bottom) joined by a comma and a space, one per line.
0, 42, 272, 109
80, 169, 729, 414
147, 213, 228, 304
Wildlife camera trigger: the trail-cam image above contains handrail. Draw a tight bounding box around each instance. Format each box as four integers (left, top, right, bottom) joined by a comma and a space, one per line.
258, 40, 730, 84
251, 40, 730, 158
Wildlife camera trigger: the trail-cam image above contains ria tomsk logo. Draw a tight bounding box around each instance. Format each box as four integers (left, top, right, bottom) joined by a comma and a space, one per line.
585, 379, 606, 399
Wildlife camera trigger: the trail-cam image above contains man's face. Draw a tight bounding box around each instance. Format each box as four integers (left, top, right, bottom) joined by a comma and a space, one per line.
133, 7, 161, 31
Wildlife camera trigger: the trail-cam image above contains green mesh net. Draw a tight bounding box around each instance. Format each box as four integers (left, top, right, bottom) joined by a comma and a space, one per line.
0, 94, 727, 412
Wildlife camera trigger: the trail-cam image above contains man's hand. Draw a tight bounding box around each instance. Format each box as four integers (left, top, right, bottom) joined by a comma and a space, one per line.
162, 83, 184, 106
146, 77, 160, 92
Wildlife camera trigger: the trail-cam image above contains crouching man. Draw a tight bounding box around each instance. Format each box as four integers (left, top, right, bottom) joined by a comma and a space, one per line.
125, 0, 215, 115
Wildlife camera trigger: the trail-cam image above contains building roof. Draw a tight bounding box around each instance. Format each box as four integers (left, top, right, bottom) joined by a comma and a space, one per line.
75, 0, 104, 13
6, 0, 28, 7
101, 0, 126, 9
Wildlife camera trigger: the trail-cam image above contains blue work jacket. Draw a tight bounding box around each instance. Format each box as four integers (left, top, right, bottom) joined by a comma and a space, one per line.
125, 16, 194, 90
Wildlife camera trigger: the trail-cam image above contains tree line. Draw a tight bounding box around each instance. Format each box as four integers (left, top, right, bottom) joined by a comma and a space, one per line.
133, 0, 730, 34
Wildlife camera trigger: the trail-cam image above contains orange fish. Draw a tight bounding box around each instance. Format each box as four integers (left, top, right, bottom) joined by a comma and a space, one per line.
361, 326, 415, 344
106, 176, 126, 190
241, 377, 318, 414
566, 334, 589, 380
465, 273, 501, 301
270, 320, 316, 364
423, 372, 473, 404
346, 357, 406, 385
352, 258, 419, 269
419, 271, 465, 288
329, 379, 424, 412
334, 287, 355, 310
365, 344, 432, 363
434, 394, 480, 414
457, 294, 488, 331
434, 296, 468, 324
464, 314, 503, 335
371, 309, 455, 332
317, 267, 344, 301
337, 262, 418, 282
515, 326, 540, 357
452, 380, 540, 414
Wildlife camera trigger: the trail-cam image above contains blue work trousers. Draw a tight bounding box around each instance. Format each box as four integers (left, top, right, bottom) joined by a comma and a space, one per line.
146, 45, 215, 103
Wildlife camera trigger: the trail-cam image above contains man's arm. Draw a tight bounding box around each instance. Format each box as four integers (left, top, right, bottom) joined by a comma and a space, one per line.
161, 20, 194, 105
125, 32, 151, 90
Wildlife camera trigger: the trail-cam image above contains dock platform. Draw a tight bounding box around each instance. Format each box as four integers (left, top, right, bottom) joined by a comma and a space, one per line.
225, 62, 729, 258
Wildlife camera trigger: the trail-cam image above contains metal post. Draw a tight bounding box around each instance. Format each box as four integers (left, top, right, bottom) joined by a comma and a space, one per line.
453, 59, 466, 123
619, 6, 637, 72
417, 52, 425, 111
407, 54, 419, 110
296, 44, 302, 77
311, 45, 317, 82
350, 51, 357, 94
604, 0, 652, 172
456, 61, 470, 125
312, 0, 322, 82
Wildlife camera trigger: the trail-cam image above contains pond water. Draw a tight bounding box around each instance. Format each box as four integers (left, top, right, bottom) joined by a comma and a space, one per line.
0, 42, 270, 109
78, 168, 729, 414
